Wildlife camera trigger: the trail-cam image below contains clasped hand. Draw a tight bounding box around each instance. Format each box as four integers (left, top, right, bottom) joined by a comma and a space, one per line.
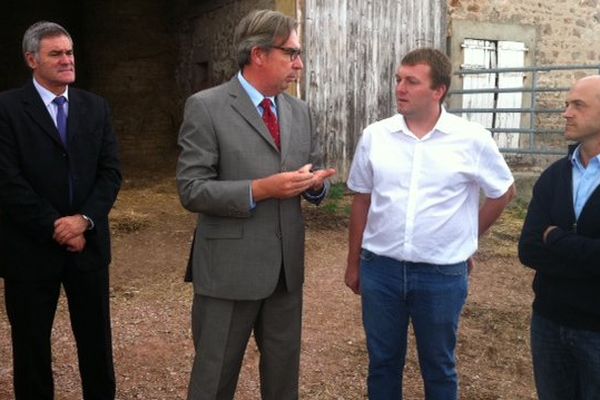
53, 215, 88, 252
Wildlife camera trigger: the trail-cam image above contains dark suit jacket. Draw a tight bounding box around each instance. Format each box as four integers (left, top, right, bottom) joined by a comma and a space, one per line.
176, 76, 325, 300
0, 81, 121, 280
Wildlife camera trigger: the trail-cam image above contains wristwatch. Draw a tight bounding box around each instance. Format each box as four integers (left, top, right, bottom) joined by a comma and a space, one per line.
81, 214, 95, 230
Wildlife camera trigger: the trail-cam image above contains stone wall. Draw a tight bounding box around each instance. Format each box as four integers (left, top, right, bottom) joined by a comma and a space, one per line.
448, 0, 600, 88
81, 0, 182, 172
449, 0, 600, 64
448, 0, 600, 166
176, 0, 275, 99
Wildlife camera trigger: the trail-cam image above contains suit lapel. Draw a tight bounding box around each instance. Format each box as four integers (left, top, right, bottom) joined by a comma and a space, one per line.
66, 89, 86, 147
21, 82, 64, 148
227, 77, 279, 153
276, 94, 292, 163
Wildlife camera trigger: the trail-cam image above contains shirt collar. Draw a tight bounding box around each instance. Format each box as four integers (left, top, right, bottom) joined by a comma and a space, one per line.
32, 78, 69, 107
571, 144, 600, 170
433, 107, 455, 135
237, 71, 276, 110
394, 106, 452, 138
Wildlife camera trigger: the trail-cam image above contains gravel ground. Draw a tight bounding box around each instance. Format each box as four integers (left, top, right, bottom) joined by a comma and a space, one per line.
0, 176, 536, 399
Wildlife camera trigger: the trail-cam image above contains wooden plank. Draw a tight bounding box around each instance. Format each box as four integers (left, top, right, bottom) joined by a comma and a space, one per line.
303, 0, 448, 179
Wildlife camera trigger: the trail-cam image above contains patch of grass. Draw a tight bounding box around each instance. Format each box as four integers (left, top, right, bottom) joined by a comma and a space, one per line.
110, 210, 151, 235
508, 197, 530, 220
322, 183, 350, 216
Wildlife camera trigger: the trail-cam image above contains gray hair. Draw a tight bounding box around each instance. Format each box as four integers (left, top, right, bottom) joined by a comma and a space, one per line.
233, 10, 297, 70
22, 21, 72, 61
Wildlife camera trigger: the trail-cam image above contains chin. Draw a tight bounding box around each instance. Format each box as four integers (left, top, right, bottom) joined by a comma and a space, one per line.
563, 129, 575, 139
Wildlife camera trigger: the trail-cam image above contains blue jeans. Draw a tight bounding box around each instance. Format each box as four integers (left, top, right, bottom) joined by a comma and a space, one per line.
360, 249, 468, 400
531, 312, 600, 400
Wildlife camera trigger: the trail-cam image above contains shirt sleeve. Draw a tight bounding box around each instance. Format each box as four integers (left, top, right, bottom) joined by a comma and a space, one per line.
346, 131, 373, 193
476, 134, 514, 199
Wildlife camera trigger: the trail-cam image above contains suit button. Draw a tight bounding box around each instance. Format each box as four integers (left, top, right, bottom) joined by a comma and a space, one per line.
275, 231, 282, 239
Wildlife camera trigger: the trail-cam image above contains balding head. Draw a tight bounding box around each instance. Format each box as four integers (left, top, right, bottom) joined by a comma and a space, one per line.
573, 74, 600, 101
564, 74, 600, 143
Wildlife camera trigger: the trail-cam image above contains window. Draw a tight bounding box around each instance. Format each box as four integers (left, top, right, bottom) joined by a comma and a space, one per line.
461, 39, 527, 149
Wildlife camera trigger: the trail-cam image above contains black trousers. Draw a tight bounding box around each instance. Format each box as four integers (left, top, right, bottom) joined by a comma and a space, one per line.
4, 262, 115, 400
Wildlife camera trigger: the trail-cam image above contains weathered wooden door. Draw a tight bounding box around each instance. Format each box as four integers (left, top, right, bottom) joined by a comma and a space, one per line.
302, 0, 448, 179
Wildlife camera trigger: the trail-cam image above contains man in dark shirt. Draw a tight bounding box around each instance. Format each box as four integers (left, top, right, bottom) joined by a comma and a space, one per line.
0, 21, 121, 399
519, 75, 600, 400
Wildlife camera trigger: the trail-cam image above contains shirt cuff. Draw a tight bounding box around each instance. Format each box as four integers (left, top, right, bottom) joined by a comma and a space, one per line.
303, 181, 329, 205
249, 185, 256, 211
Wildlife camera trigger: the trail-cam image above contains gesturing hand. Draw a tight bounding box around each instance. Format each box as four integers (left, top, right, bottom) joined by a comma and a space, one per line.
252, 164, 316, 201
309, 168, 337, 192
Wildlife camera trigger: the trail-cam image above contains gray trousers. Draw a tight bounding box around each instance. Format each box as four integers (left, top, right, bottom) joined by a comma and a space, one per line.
187, 281, 302, 400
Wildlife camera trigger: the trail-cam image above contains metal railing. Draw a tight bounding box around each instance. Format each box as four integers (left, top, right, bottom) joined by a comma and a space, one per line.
447, 64, 600, 155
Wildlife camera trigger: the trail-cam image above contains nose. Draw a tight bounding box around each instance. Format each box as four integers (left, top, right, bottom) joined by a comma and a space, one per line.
59, 54, 72, 64
293, 56, 304, 70
396, 80, 406, 94
563, 105, 572, 119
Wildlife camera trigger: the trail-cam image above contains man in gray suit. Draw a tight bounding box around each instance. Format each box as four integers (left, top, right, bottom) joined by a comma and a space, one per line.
176, 9, 336, 400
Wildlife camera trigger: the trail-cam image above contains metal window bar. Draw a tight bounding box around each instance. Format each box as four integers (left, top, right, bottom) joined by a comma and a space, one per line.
447, 64, 600, 155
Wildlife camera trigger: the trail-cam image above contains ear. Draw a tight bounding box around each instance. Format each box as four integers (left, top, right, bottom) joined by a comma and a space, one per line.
25, 52, 37, 70
250, 46, 267, 67
433, 84, 447, 102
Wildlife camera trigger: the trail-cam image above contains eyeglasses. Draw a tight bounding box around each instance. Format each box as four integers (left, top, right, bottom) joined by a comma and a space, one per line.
271, 46, 303, 61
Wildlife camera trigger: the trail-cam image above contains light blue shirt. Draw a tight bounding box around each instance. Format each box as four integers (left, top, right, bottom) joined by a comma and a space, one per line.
32, 78, 69, 127
237, 72, 277, 209
571, 144, 600, 219
236, 72, 327, 206
237, 72, 278, 118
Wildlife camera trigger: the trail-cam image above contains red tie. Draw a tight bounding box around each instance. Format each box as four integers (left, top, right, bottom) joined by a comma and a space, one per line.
260, 98, 280, 150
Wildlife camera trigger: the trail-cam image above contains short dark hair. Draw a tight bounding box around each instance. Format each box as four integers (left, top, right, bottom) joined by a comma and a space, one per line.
234, 9, 297, 69
22, 21, 72, 63
401, 48, 451, 102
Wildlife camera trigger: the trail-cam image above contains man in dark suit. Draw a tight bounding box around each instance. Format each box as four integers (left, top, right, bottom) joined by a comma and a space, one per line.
176, 9, 335, 400
0, 21, 121, 399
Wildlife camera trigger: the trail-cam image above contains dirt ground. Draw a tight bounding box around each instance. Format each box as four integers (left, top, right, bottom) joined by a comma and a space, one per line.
0, 173, 537, 399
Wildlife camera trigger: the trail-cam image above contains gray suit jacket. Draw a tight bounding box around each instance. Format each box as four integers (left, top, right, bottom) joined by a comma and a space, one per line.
176, 76, 324, 300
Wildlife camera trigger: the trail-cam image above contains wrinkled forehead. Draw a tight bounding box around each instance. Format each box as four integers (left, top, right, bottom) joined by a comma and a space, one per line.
39, 34, 73, 48
568, 78, 600, 103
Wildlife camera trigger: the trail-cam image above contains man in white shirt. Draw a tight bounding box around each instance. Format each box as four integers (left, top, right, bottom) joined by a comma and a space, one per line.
345, 48, 515, 400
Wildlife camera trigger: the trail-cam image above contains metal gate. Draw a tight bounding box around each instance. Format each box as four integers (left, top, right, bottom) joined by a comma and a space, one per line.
447, 64, 600, 155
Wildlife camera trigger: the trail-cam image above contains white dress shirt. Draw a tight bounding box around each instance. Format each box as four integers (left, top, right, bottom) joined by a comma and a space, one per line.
32, 78, 69, 127
347, 108, 514, 264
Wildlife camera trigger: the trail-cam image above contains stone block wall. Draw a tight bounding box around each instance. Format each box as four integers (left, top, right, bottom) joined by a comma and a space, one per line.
449, 0, 600, 79
81, 0, 182, 172
449, 0, 600, 166
176, 0, 275, 99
